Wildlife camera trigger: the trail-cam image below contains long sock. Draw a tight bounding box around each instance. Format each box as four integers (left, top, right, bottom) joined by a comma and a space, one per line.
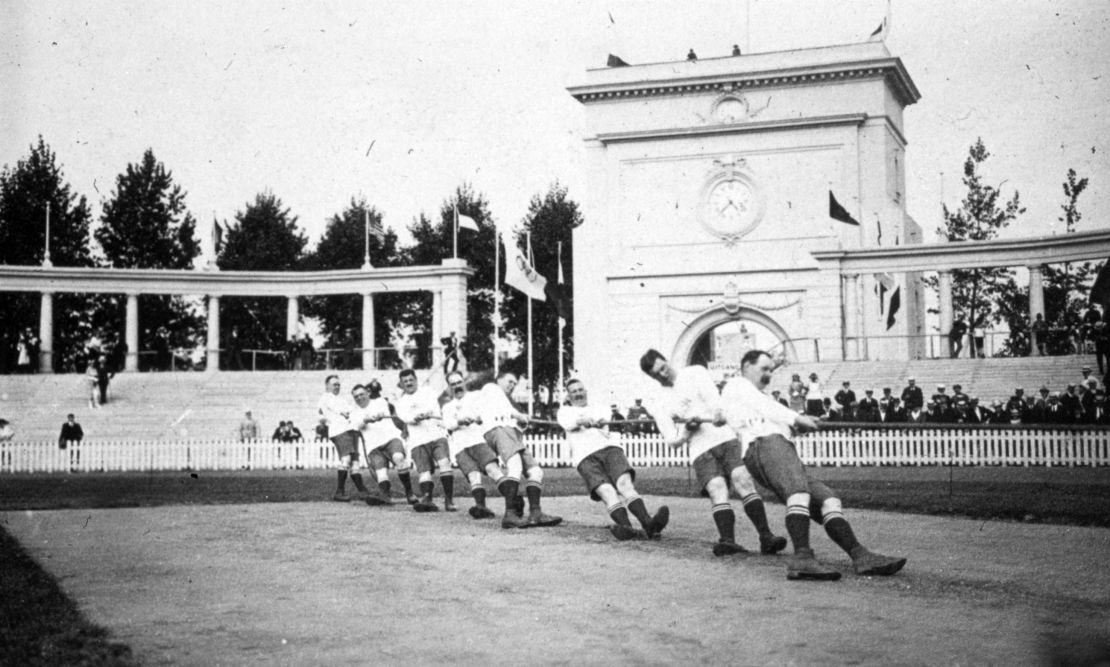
785, 512, 811, 552
608, 502, 632, 527
472, 487, 487, 508
419, 481, 434, 500
378, 480, 392, 496
350, 473, 369, 493
711, 503, 735, 542
525, 481, 542, 512
336, 470, 348, 494
398, 470, 414, 496
823, 517, 861, 555
498, 479, 519, 510
740, 494, 773, 538
439, 473, 454, 502
625, 495, 652, 530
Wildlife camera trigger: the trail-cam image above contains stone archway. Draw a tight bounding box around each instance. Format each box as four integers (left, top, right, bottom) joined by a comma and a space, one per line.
672, 306, 796, 370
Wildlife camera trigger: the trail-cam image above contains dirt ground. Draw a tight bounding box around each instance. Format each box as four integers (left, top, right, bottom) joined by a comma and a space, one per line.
3, 497, 1109, 666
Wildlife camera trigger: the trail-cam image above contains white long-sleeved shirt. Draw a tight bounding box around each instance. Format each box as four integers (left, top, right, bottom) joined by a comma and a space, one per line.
473, 383, 522, 436
442, 393, 488, 458
557, 403, 617, 467
350, 397, 401, 447
393, 387, 446, 447
646, 365, 735, 460
317, 391, 354, 437
721, 375, 802, 453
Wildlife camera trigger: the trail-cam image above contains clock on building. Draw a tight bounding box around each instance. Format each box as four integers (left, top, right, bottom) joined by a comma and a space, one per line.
697, 166, 765, 243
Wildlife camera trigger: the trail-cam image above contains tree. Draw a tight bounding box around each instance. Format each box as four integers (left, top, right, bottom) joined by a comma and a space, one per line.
403, 184, 499, 370
217, 192, 308, 366
0, 137, 97, 372
502, 183, 582, 402
1040, 169, 1098, 351
301, 198, 406, 366
96, 149, 203, 368
927, 139, 1025, 351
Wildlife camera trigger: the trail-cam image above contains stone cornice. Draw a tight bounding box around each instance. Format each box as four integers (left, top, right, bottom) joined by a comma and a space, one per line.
811, 229, 1110, 274
568, 45, 920, 108
595, 113, 869, 145
0, 261, 473, 297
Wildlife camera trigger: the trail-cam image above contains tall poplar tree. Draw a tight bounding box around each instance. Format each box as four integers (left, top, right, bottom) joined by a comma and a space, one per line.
96, 149, 202, 368
0, 137, 97, 371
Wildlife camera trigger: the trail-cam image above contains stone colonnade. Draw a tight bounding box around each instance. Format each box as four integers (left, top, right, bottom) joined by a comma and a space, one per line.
1, 260, 472, 373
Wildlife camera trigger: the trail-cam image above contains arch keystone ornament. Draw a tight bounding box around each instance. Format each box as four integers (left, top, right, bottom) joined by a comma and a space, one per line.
697, 157, 766, 246
723, 281, 741, 316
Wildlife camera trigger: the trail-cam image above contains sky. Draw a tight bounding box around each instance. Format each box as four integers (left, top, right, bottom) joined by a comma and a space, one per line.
2, 0, 1109, 263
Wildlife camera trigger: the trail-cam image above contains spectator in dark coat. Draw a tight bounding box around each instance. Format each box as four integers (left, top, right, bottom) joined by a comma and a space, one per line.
857, 389, 880, 422
58, 413, 83, 449
901, 377, 924, 411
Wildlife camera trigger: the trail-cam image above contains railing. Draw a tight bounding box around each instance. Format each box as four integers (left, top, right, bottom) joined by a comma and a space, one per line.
778, 328, 1091, 363
4, 426, 1109, 473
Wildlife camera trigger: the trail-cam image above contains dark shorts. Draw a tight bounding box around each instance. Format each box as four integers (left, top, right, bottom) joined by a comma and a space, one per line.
456, 442, 499, 478
743, 433, 836, 506
576, 446, 635, 502
330, 431, 359, 459
692, 440, 745, 497
367, 438, 405, 470
411, 438, 450, 474
484, 426, 525, 463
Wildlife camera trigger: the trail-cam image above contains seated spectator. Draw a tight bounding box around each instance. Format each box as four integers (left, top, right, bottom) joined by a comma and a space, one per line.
625, 398, 651, 434
924, 401, 952, 424
905, 399, 926, 423
1006, 388, 1029, 422
1081, 379, 1100, 417
931, 384, 950, 410
314, 421, 329, 442
951, 384, 969, 405
988, 400, 1009, 424
968, 397, 991, 424
879, 397, 904, 423
285, 421, 304, 442
952, 398, 974, 424
771, 390, 789, 408
272, 421, 288, 442
1061, 384, 1082, 422
609, 404, 625, 434
821, 397, 838, 421
857, 389, 880, 422
1084, 391, 1110, 424
1044, 393, 1072, 425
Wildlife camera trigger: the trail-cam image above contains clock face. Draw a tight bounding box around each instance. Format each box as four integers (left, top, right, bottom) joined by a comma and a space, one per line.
709, 180, 753, 225
697, 171, 765, 242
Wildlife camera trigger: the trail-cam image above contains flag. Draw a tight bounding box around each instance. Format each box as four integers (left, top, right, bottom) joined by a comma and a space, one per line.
886, 286, 901, 330
1090, 260, 1110, 305
869, 0, 891, 42
545, 240, 571, 321
500, 224, 547, 301
607, 53, 630, 67
212, 218, 223, 252
366, 210, 385, 241
455, 206, 479, 233
829, 191, 860, 226
875, 272, 894, 314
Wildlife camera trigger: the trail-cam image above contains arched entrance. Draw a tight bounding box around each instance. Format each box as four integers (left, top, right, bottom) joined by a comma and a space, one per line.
672, 306, 795, 377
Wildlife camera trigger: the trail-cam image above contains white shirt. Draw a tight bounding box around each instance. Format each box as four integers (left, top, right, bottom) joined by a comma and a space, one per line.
317, 391, 353, 437
442, 393, 487, 458
646, 365, 735, 460
393, 387, 447, 447
721, 375, 802, 453
351, 397, 401, 447
806, 380, 823, 400
474, 383, 522, 435
557, 403, 617, 467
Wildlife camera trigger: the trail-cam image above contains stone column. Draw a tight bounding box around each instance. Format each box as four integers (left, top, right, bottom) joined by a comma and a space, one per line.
207, 295, 220, 371
843, 274, 860, 360
286, 295, 299, 341
362, 293, 375, 370
1028, 265, 1045, 356
38, 292, 54, 373
125, 293, 139, 372
937, 270, 954, 357
431, 289, 443, 370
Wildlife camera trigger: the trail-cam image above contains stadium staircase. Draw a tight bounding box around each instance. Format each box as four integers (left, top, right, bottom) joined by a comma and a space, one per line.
0, 369, 441, 443
0, 356, 1096, 442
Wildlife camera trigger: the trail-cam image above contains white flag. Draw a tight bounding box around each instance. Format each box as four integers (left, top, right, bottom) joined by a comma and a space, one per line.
499, 223, 546, 301
458, 212, 479, 233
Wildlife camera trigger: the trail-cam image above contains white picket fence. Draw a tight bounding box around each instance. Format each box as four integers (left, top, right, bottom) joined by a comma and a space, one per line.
3, 428, 1109, 474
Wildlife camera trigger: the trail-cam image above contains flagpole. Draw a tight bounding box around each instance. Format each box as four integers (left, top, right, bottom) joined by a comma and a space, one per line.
43, 204, 52, 267
362, 209, 372, 270
526, 231, 534, 418
494, 226, 500, 377
453, 205, 458, 259
557, 241, 564, 394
